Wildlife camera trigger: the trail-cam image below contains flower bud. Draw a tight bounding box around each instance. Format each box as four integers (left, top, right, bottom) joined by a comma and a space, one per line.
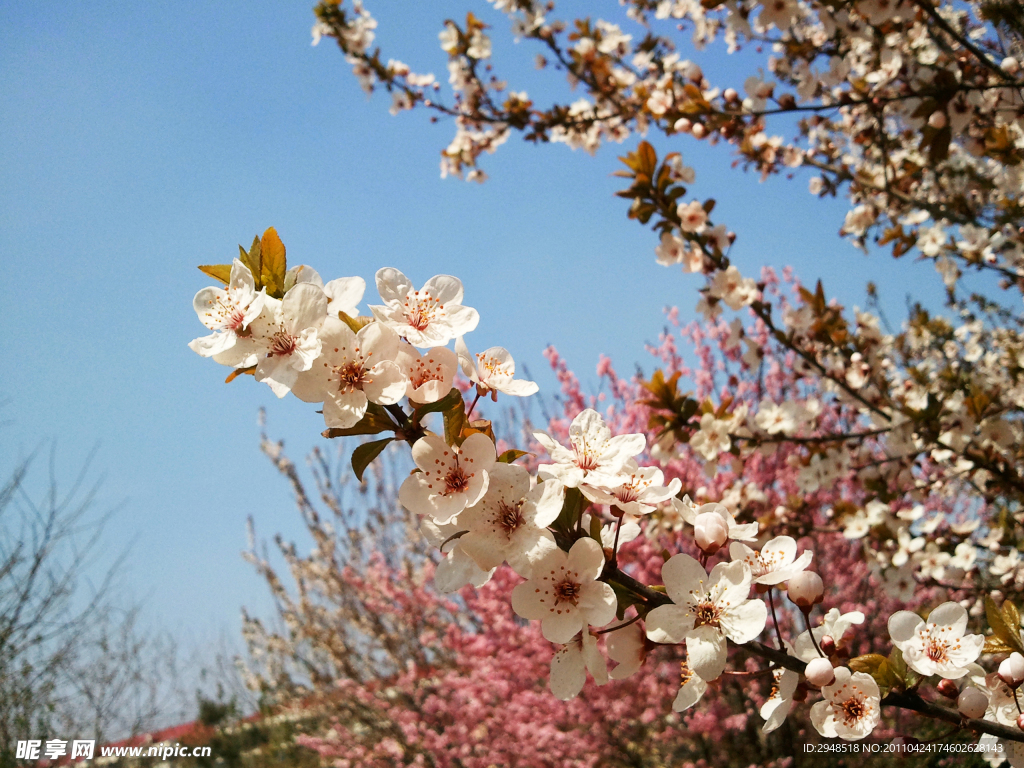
819, 635, 836, 656
804, 657, 835, 687
999, 652, 1024, 688
674, 118, 692, 133
1018, 713, 1024, 732
723, 88, 738, 103
1001, 56, 1020, 76
787, 571, 824, 609
936, 679, 959, 699
691, 123, 707, 139
927, 111, 947, 129
693, 512, 728, 554
957, 687, 988, 720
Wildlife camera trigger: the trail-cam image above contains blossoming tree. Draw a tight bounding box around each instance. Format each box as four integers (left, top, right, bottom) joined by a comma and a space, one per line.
186, 0, 1024, 763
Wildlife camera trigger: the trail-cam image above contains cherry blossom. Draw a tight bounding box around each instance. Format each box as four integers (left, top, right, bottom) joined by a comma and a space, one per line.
605, 621, 646, 680
533, 408, 646, 489
672, 497, 759, 543
189, 258, 266, 360
728, 536, 813, 586
420, 518, 495, 593
511, 537, 616, 644
369, 268, 479, 348
760, 666, 799, 733
454, 336, 538, 397
810, 667, 881, 741
398, 433, 496, 523
395, 342, 458, 404
579, 459, 681, 516
248, 283, 329, 398
549, 630, 608, 701
291, 317, 406, 427
888, 602, 984, 680
645, 554, 766, 680
458, 466, 563, 577
323, 275, 366, 318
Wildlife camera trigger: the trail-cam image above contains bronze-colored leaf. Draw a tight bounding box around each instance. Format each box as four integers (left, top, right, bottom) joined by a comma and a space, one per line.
198, 264, 232, 284
260, 227, 287, 298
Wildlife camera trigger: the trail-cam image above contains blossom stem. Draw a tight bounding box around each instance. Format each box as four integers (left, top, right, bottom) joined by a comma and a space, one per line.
609, 517, 623, 570
466, 391, 482, 420
594, 614, 641, 635
802, 608, 826, 658
767, 589, 786, 651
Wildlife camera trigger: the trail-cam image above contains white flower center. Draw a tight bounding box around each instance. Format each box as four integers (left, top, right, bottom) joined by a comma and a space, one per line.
497, 500, 524, 536
553, 578, 582, 606
442, 465, 470, 495
403, 291, 443, 331
268, 331, 298, 357
334, 361, 367, 393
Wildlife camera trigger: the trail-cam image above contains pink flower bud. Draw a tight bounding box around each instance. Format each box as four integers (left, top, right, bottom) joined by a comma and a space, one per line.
723, 88, 738, 103
804, 657, 835, 687
1000, 653, 1024, 688
936, 679, 959, 699
674, 118, 692, 133
957, 687, 988, 720
693, 512, 728, 554
819, 635, 836, 656
1018, 713, 1024, 732
787, 571, 823, 608
927, 111, 947, 129
691, 123, 707, 139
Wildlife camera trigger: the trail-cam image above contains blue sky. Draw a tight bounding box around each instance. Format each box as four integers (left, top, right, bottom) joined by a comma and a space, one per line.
0, 1, 951, 652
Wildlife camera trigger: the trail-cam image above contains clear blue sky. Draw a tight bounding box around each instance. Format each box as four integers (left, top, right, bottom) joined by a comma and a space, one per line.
1, 1, 950, 649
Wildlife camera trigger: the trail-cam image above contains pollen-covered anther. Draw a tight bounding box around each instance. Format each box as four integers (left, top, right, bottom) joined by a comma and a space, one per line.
553, 578, 582, 606
443, 466, 471, 495
269, 331, 298, 357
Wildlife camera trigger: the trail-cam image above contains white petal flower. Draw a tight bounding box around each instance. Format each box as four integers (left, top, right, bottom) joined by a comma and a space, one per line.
454, 337, 538, 397
550, 630, 608, 701
511, 537, 616, 644
729, 536, 813, 586
645, 554, 766, 680
458, 466, 563, 577
189, 259, 266, 360
673, 663, 709, 712
398, 433, 496, 524
792, 609, 865, 662
369, 268, 479, 348
291, 317, 406, 427
533, 408, 646, 489
761, 667, 799, 733
580, 459, 682, 516
323, 276, 366, 317
810, 667, 881, 740
395, 342, 458, 404
606, 621, 646, 680
420, 518, 494, 593
248, 283, 329, 397
888, 602, 983, 679
672, 496, 759, 542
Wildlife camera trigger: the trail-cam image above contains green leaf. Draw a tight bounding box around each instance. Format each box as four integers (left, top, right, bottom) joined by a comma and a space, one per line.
413, 387, 464, 422
322, 406, 396, 438
496, 449, 529, 464
985, 636, 1017, 654
338, 311, 374, 335
552, 487, 585, 536
239, 236, 261, 282
198, 264, 232, 284
351, 438, 394, 482
260, 227, 287, 298
443, 398, 466, 447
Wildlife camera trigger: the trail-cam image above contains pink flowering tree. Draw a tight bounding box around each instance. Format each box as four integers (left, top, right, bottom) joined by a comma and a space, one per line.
184, 1, 1024, 764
